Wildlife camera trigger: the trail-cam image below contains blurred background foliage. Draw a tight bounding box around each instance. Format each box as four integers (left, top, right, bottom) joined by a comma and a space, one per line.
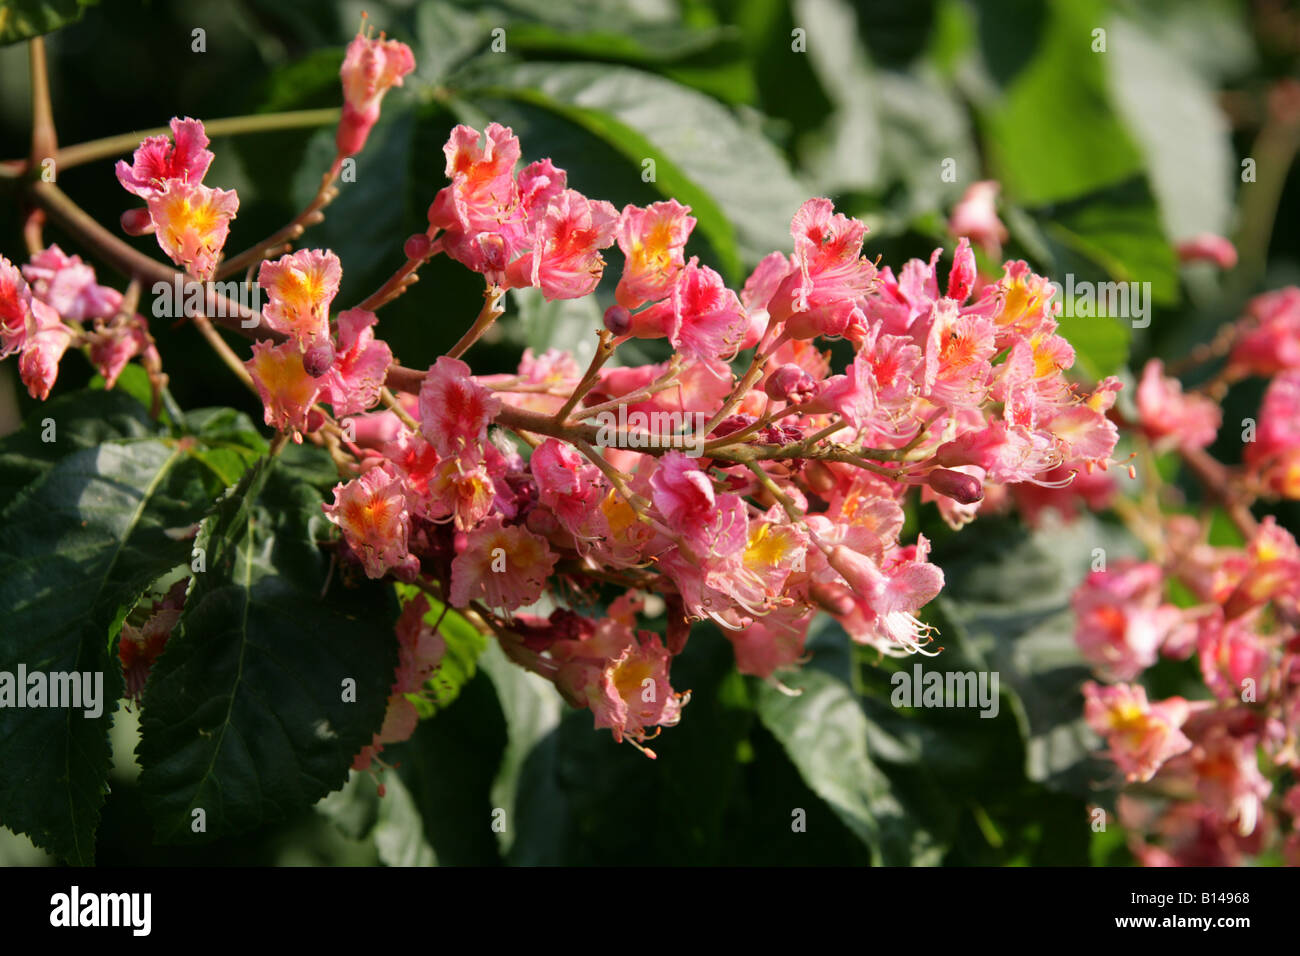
1, 0, 1298, 865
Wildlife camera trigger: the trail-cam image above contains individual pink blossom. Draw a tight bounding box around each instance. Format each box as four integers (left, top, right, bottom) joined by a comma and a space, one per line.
323, 463, 419, 580
1072, 561, 1189, 681
1136, 359, 1221, 452
551, 605, 687, 749
1228, 287, 1300, 378
947, 180, 1007, 257
115, 117, 213, 200
320, 308, 391, 416
504, 189, 619, 300
530, 438, 605, 538
258, 249, 342, 348
0, 254, 32, 358
614, 200, 696, 309
145, 179, 238, 280
921, 299, 996, 408
1243, 370, 1300, 499
934, 420, 1061, 484
89, 316, 154, 388
418, 355, 501, 457
427, 123, 523, 275
1083, 682, 1194, 783
626, 259, 747, 375
425, 454, 499, 531
826, 536, 945, 655
649, 451, 720, 533
1196, 612, 1271, 703
21, 245, 120, 322
353, 595, 446, 771
728, 607, 813, 679
18, 300, 72, 400
766, 199, 875, 340
448, 514, 558, 611
336, 25, 416, 157
245, 339, 320, 438
1176, 233, 1238, 270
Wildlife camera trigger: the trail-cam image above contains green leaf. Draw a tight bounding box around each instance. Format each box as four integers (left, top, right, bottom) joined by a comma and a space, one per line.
1039, 178, 1180, 301
1104, 14, 1234, 241
477, 641, 562, 857
456, 61, 808, 279
0, 437, 226, 863
0, 386, 159, 509
932, 516, 1138, 796
753, 667, 923, 865
977, 0, 1143, 204
389, 671, 507, 865
136, 456, 400, 844
0, 0, 99, 45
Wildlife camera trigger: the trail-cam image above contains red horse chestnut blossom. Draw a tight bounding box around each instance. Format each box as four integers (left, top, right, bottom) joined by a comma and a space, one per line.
6, 22, 1297, 867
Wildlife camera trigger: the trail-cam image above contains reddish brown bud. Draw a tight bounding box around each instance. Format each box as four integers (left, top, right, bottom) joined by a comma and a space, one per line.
303, 340, 336, 378
926, 467, 984, 504
603, 304, 631, 336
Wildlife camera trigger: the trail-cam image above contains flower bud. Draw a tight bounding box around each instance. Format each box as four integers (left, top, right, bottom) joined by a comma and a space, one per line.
120, 207, 155, 236
926, 467, 984, 504
303, 339, 336, 378
603, 304, 631, 336
764, 363, 817, 404
404, 232, 434, 261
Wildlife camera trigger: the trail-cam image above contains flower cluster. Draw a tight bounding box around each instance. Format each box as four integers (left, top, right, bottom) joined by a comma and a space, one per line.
1068, 283, 1300, 866
308, 106, 1128, 756
0, 244, 156, 399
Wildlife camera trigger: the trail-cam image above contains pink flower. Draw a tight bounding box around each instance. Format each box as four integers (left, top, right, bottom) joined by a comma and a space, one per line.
530, 438, 605, 537
1083, 682, 1193, 783
21, 245, 120, 322
448, 515, 558, 611
767, 199, 875, 340
934, 420, 1061, 484
336, 25, 415, 157
504, 189, 619, 300
614, 200, 696, 309
320, 308, 392, 417
353, 594, 446, 771
1243, 370, 1300, 499
258, 249, 342, 348
427, 123, 523, 276
323, 463, 419, 580
89, 316, 154, 389
1196, 613, 1271, 703
826, 536, 945, 655
115, 117, 213, 200
425, 454, 499, 531
921, 299, 996, 408
628, 259, 747, 375
245, 339, 320, 438
18, 300, 72, 400
1136, 359, 1221, 452
145, 179, 238, 280
1176, 233, 1238, 270
1072, 561, 1189, 681
0, 254, 33, 358
649, 451, 718, 533
947, 180, 1007, 256
728, 607, 813, 679
418, 355, 501, 457
551, 612, 687, 750
1228, 287, 1300, 378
